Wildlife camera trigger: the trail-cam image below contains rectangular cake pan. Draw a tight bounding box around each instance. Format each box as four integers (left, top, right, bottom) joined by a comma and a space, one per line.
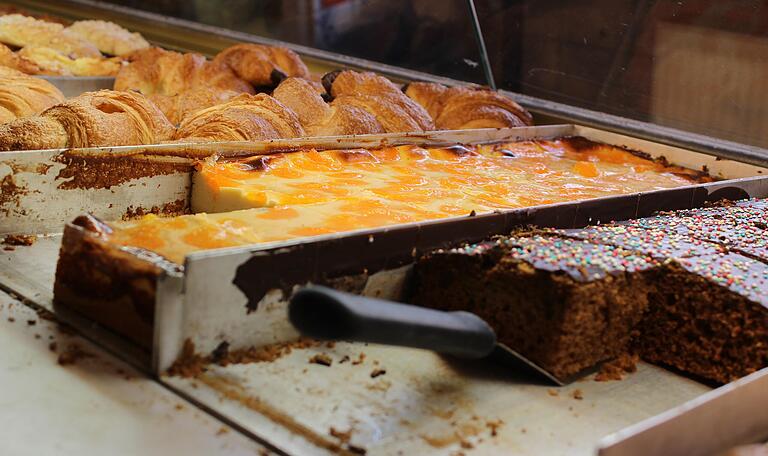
0, 126, 568, 236
2, 125, 768, 455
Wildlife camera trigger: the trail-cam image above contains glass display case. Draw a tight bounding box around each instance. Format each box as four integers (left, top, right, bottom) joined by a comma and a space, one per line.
57, 0, 768, 160
0, 2, 766, 455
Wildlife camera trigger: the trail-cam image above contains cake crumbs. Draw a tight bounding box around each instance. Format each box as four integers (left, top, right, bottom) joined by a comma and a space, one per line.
547, 388, 559, 397
329, 426, 353, 444
216, 427, 229, 436
309, 353, 333, 366
352, 353, 366, 365
57, 344, 94, 366
370, 368, 386, 378
26, 319, 36, 326
348, 444, 367, 455
7, 317, 14, 323
486, 419, 504, 437
167, 338, 321, 377
48, 342, 57, 352
339, 355, 350, 364
572, 389, 584, 400
2, 234, 36, 246
459, 439, 474, 449
595, 353, 639, 381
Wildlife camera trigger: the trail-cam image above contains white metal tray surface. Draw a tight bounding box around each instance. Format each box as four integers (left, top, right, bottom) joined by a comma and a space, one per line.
0, 290, 270, 456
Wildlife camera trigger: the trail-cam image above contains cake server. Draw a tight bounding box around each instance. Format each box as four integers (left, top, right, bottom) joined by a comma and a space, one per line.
289, 285, 567, 386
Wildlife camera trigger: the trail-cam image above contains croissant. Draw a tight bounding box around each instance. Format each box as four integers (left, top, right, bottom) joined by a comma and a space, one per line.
114, 47, 253, 97
0, 43, 43, 74
213, 43, 309, 87
273, 77, 383, 136
0, 14, 101, 58
66, 20, 150, 56
0, 90, 174, 151
404, 82, 533, 129
149, 88, 240, 125
18, 46, 122, 76
174, 93, 304, 142
323, 70, 434, 133
0, 65, 65, 121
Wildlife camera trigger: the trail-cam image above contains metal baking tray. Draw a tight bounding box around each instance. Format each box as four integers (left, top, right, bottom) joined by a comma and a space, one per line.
37, 75, 115, 98
599, 367, 768, 456
2, 125, 767, 455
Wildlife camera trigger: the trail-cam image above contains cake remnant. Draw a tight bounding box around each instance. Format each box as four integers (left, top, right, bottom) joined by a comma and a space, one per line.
595, 353, 639, 382
2, 234, 36, 246
309, 353, 332, 366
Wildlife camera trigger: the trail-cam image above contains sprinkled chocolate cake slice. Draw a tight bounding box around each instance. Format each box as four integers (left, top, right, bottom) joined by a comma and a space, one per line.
413, 234, 657, 379
638, 252, 768, 383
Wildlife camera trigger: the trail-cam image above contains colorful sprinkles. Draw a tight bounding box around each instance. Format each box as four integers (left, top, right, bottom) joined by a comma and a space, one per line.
450, 198, 768, 304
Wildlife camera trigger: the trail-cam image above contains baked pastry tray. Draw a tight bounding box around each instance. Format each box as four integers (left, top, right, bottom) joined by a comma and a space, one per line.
1, 125, 767, 455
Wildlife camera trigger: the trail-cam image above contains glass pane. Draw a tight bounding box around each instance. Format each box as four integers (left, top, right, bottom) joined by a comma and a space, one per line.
476, 0, 768, 149
100, 0, 488, 84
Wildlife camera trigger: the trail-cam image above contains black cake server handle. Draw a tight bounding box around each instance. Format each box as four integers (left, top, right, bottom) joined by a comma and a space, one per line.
289, 285, 496, 359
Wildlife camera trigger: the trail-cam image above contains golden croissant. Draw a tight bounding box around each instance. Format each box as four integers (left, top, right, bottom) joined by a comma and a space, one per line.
0, 14, 100, 58
114, 47, 253, 97
273, 77, 383, 136
404, 82, 533, 129
149, 88, 240, 125
0, 90, 174, 151
66, 20, 150, 56
323, 70, 434, 133
0, 65, 65, 123
174, 93, 304, 142
213, 43, 309, 87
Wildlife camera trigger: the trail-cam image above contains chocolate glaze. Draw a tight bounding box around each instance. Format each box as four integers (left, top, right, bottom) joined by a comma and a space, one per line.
441, 198, 768, 305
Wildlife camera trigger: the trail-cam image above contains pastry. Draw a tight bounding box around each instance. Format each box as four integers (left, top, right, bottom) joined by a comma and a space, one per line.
213, 43, 309, 87
66, 20, 150, 56
52, 138, 711, 348
0, 14, 100, 58
0, 43, 42, 74
404, 82, 533, 129
323, 70, 434, 132
173, 93, 304, 142
149, 88, 241, 125
192, 137, 706, 214
0, 65, 65, 121
114, 47, 253, 97
0, 89, 174, 150
18, 45, 122, 76
273, 77, 383, 136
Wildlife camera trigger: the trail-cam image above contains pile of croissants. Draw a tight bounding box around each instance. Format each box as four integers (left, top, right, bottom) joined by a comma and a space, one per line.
0, 26, 533, 151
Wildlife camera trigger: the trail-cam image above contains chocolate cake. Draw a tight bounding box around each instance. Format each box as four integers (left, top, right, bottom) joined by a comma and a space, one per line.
413, 198, 768, 383
413, 234, 657, 379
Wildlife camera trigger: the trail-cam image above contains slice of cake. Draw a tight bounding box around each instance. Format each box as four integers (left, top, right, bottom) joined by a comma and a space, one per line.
413, 234, 657, 379
638, 252, 768, 383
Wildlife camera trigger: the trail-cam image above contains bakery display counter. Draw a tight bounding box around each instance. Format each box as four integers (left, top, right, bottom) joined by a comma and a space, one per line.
0, 1, 766, 455
2, 123, 767, 454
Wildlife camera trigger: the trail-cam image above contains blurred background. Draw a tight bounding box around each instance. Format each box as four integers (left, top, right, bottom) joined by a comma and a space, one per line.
104, 0, 768, 149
